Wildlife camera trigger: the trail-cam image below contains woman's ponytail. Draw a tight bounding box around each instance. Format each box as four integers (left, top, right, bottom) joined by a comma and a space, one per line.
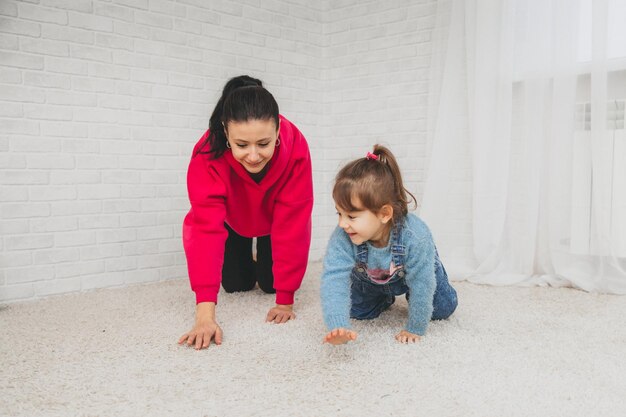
196, 75, 277, 159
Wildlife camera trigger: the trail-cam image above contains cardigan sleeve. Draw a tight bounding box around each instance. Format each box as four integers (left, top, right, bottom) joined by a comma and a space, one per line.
182, 148, 229, 304
404, 233, 437, 335
320, 227, 355, 330
269, 143, 314, 305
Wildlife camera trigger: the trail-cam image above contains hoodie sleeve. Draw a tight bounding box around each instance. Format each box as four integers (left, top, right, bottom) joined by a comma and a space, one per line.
182, 142, 229, 304
270, 135, 313, 305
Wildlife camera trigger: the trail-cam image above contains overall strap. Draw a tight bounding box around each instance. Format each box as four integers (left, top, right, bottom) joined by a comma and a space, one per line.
356, 243, 368, 264
390, 221, 406, 267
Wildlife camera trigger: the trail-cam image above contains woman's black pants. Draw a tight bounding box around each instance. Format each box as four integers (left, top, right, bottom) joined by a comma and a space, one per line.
221, 224, 274, 294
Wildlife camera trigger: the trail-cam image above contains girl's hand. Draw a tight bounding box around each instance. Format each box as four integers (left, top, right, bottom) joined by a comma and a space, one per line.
395, 330, 421, 344
266, 304, 295, 324
178, 302, 223, 350
323, 328, 358, 345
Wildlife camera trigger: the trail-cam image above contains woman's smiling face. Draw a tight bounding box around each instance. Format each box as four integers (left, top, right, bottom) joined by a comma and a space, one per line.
224, 119, 279, 174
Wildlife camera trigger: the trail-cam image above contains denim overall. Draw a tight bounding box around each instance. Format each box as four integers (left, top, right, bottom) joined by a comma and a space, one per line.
349, 223, 458, 321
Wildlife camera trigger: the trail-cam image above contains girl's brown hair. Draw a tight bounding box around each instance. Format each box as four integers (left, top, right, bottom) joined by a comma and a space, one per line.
333, 144, 417, 224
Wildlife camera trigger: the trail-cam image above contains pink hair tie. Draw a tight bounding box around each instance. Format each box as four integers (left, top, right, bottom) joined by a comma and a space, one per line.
366, 152, 379, 161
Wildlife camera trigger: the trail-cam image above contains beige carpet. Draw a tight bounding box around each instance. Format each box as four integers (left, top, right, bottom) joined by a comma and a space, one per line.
1, 262, 625, 417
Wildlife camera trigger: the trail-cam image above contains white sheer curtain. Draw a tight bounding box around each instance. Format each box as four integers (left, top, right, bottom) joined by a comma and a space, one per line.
422, 0, 626, 293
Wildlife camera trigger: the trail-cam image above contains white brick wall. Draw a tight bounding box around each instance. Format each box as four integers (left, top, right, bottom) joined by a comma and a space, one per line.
0, 0, 436, 302
316, 0, 437, 255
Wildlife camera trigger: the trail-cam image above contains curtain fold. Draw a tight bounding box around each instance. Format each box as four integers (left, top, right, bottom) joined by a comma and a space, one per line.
423, 0, 626, 293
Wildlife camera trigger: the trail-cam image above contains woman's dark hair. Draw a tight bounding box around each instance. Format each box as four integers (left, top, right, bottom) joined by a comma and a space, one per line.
333, 145, 417, 225
196, 75, 280, 159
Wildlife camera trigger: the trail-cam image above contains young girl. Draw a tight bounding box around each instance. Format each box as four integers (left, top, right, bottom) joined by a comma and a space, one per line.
179, 75, 313, 349
320, 145, 457, 345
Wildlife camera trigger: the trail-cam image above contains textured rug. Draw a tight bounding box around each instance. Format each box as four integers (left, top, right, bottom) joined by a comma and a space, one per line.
1, 262, 625, 417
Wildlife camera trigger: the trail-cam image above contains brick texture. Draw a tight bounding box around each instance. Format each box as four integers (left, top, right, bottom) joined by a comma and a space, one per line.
0, 0, 436, 302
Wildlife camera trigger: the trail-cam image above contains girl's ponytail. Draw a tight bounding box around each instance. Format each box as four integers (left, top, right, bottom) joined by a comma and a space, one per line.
371, 145, 417, 220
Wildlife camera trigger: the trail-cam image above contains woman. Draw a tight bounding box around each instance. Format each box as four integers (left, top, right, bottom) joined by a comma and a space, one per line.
178, 75, 313, 349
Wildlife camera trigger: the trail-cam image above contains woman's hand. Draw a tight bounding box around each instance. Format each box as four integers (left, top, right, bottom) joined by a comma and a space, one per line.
395, 330, 421, 344
323, 328, 358, 345
265, 304, 295, 324
178, 302, 223, 350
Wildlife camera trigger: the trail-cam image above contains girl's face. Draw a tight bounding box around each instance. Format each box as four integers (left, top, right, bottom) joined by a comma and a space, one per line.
225, 118, 279, 174
335, 199, 393, 247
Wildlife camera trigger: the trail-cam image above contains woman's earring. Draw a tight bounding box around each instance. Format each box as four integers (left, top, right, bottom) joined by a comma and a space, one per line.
225, 140, 231, 149
276, 137, 281, 147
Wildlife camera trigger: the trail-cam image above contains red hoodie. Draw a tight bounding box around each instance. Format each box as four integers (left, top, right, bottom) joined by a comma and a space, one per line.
183, 115, 313, 305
